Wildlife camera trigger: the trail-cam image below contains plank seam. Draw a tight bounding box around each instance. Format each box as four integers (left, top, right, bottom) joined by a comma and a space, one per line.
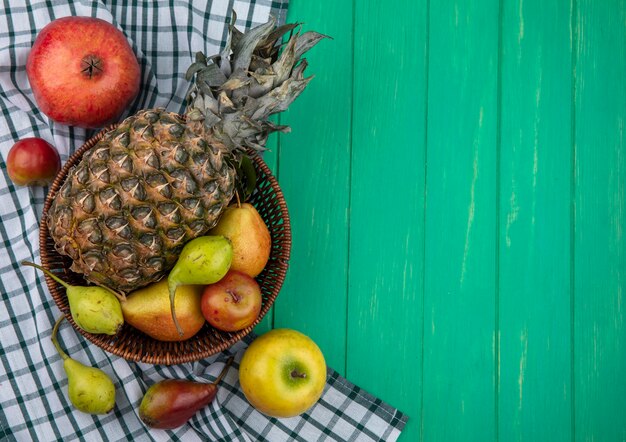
420, 0, 431, 440
495, 0, 504, 440
345, 0, 356, 378
569, 0, 578, 439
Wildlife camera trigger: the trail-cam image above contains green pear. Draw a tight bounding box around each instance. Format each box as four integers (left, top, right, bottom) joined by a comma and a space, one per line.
51, 315, 116, 414
167, 235, 233, 336
23, 261, 124, 335
209, 202, 271, 277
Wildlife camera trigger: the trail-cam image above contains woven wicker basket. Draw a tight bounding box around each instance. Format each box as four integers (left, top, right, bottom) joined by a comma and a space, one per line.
39, 125, 291, 365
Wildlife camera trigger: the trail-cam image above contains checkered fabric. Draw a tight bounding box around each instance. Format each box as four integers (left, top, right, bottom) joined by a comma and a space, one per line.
0, 1, 408, 441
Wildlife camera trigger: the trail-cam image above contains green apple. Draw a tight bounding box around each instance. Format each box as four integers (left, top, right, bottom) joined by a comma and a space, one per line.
238, 329, 327, 418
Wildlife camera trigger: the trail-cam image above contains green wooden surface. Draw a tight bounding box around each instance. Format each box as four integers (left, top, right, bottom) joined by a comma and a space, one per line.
349, 1, 425, 438
424, 0, 499, 440
499, 0, 573, 440
256, 0, 626, 440
574, 1, 626, 441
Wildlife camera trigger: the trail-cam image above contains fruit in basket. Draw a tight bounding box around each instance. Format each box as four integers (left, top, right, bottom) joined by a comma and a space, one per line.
52, 315, 116, 414
139, 356, 233, 429
200, 269, 262, 332
209, 203, 271, 277
122, 280, 205, 341
239, 329, 327, 418
168, 235, 232, 335
6, 137, 61, 186
26, 16, 140, 128
22, 261, 124, 335
45, 14, 327, 300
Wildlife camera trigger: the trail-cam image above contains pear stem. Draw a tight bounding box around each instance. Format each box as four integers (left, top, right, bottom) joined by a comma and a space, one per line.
235, 191, 241, 208
51, 315, 69, 361
213, 356, 234, 385
93, 281, 127, 303
22, 261, 126, 302
22, 261, 71, 290
168, 282, 185, 337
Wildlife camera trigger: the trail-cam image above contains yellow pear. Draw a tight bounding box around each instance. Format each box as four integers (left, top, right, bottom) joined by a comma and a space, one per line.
209, 203, 271, 277
122, 280, 205, 342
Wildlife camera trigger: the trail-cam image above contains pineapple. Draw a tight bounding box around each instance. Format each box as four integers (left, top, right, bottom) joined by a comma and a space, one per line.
46, 15, 326, 294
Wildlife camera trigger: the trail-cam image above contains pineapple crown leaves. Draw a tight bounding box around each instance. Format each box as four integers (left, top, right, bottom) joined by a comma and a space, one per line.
184, 11, 329, 153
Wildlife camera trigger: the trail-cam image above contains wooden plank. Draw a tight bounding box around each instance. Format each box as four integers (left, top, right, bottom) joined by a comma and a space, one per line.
347, 0, 427, 440
574, 1, 626, 440
423, 0, 499, 440
271, 0, 353, 374
498, 0, 573, 440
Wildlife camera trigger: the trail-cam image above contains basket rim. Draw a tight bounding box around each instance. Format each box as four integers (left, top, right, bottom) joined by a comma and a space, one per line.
39, 123, 291, 365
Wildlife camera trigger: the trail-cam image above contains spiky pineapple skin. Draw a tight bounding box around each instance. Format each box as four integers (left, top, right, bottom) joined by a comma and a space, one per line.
47, 109, 235, 292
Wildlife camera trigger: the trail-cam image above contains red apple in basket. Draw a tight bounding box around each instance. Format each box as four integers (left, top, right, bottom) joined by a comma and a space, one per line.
27, 16, 140, 128
6, 137, 61, 186
201, 270, 262, 332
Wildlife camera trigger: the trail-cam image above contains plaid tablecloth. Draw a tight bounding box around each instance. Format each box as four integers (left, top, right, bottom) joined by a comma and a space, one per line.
0, 1, 408, 441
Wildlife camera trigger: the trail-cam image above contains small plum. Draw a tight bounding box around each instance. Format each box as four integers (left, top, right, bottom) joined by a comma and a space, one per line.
6, 137, 61, 186
201, 270, 262, 332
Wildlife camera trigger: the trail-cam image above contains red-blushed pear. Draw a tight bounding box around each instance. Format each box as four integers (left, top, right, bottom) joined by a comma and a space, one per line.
139, 357, 234, 429
200, 269, 262, 332
27, 16, 140, 128
239, 329, 327, 418
6, 138, 61, 186
121, 280, 206, 342
209, 203, 271, 278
